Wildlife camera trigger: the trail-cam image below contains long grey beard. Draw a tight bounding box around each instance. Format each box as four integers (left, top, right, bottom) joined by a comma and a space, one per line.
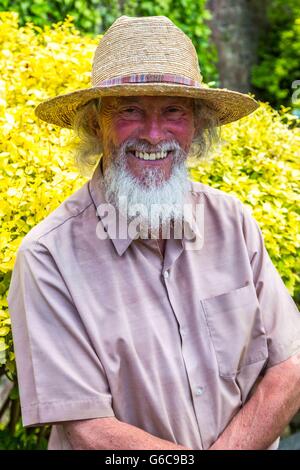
102, 140, 189, 239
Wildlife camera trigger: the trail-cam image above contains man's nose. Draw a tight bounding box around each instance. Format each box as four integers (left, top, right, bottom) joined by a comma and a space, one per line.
138, 115, 168, 145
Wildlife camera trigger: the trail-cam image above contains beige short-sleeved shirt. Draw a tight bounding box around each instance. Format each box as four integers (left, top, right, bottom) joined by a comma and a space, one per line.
8, 164, 300, 450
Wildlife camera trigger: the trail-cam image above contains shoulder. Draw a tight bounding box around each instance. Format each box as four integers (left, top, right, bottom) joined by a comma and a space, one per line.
19, 181, 95, 253
188, 181, 266, 254
188, 179, 245, 215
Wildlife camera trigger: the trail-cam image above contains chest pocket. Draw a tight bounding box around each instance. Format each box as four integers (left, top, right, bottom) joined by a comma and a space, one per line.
201, 283, 268, 378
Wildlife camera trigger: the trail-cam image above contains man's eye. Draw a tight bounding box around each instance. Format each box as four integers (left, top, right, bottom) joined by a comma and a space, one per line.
120, 107, 142, 119
121, 107, 140, 114
166, 107, 184, 119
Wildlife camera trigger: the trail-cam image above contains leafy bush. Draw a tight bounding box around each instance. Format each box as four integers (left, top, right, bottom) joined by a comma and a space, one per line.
0, 0, 103, 34
0, 12, 299, 447
252, 0, 300, 111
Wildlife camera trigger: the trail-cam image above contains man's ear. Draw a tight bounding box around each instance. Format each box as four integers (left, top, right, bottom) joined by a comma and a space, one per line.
193, 116, 201, 138
87, 111, 101, 138
194, 116, 207, 137
95, 121, 103, 139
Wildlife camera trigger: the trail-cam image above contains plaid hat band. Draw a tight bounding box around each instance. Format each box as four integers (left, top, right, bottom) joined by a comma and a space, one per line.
97, 73, 202, 88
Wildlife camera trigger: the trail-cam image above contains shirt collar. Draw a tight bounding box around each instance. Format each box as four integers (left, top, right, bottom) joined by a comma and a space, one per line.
88, 162, 199, 256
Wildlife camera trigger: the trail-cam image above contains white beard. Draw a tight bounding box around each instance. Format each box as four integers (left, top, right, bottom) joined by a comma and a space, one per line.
103, 139, 190, 239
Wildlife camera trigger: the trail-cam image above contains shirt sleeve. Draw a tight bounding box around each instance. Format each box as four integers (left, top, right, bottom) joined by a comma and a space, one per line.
242, 205, 300, 368
8, 239, 115, 427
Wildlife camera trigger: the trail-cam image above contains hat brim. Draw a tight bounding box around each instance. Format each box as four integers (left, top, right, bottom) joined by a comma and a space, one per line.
35, 83, 259, 128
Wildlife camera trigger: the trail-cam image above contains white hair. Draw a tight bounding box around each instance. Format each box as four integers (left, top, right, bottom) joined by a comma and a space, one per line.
102, 138, 189, 238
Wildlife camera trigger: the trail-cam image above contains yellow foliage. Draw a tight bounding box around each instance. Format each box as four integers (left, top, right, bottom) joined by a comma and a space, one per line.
0, 12, 99, 370
0, 12, 299, 374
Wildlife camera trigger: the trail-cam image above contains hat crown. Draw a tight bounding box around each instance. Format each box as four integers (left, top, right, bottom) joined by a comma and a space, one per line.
91, 16, 202, 86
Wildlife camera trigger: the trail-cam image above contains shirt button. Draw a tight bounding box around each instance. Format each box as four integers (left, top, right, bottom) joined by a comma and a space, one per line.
195, 386, 204, 397
163, 270, 169, 280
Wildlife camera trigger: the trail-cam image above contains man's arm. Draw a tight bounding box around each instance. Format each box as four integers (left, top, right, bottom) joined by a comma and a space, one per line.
210, 353, 300, 450
64, 353, 300, 450
64, 418, 191, 450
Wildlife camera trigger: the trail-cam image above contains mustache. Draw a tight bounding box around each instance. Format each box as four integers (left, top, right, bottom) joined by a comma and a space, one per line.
122, 138, 183, 154
107, 138, 188, 170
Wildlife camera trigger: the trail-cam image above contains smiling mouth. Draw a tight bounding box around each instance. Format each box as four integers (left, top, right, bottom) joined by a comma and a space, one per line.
127, 150, 172, 161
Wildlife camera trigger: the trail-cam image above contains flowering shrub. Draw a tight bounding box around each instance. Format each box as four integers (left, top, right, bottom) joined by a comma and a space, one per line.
0, 12, 299, 446
0, 12, 98, 372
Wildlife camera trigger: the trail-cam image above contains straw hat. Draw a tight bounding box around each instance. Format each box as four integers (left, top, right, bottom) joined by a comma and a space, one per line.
35, 15, 259, 128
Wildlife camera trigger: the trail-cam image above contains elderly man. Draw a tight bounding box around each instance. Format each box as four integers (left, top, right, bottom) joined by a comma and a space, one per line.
8, 16, 300, 450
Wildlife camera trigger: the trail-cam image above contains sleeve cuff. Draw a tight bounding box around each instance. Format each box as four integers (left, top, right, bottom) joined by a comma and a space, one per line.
266, 336, 300, 369
21, 397, 115, 427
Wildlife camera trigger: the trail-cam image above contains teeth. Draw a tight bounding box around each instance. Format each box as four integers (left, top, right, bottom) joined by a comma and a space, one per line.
134, 151, 169, 160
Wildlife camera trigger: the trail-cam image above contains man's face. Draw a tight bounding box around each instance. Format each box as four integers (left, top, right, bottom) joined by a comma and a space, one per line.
99, 95, 195, 183
97, 95, 196, 237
